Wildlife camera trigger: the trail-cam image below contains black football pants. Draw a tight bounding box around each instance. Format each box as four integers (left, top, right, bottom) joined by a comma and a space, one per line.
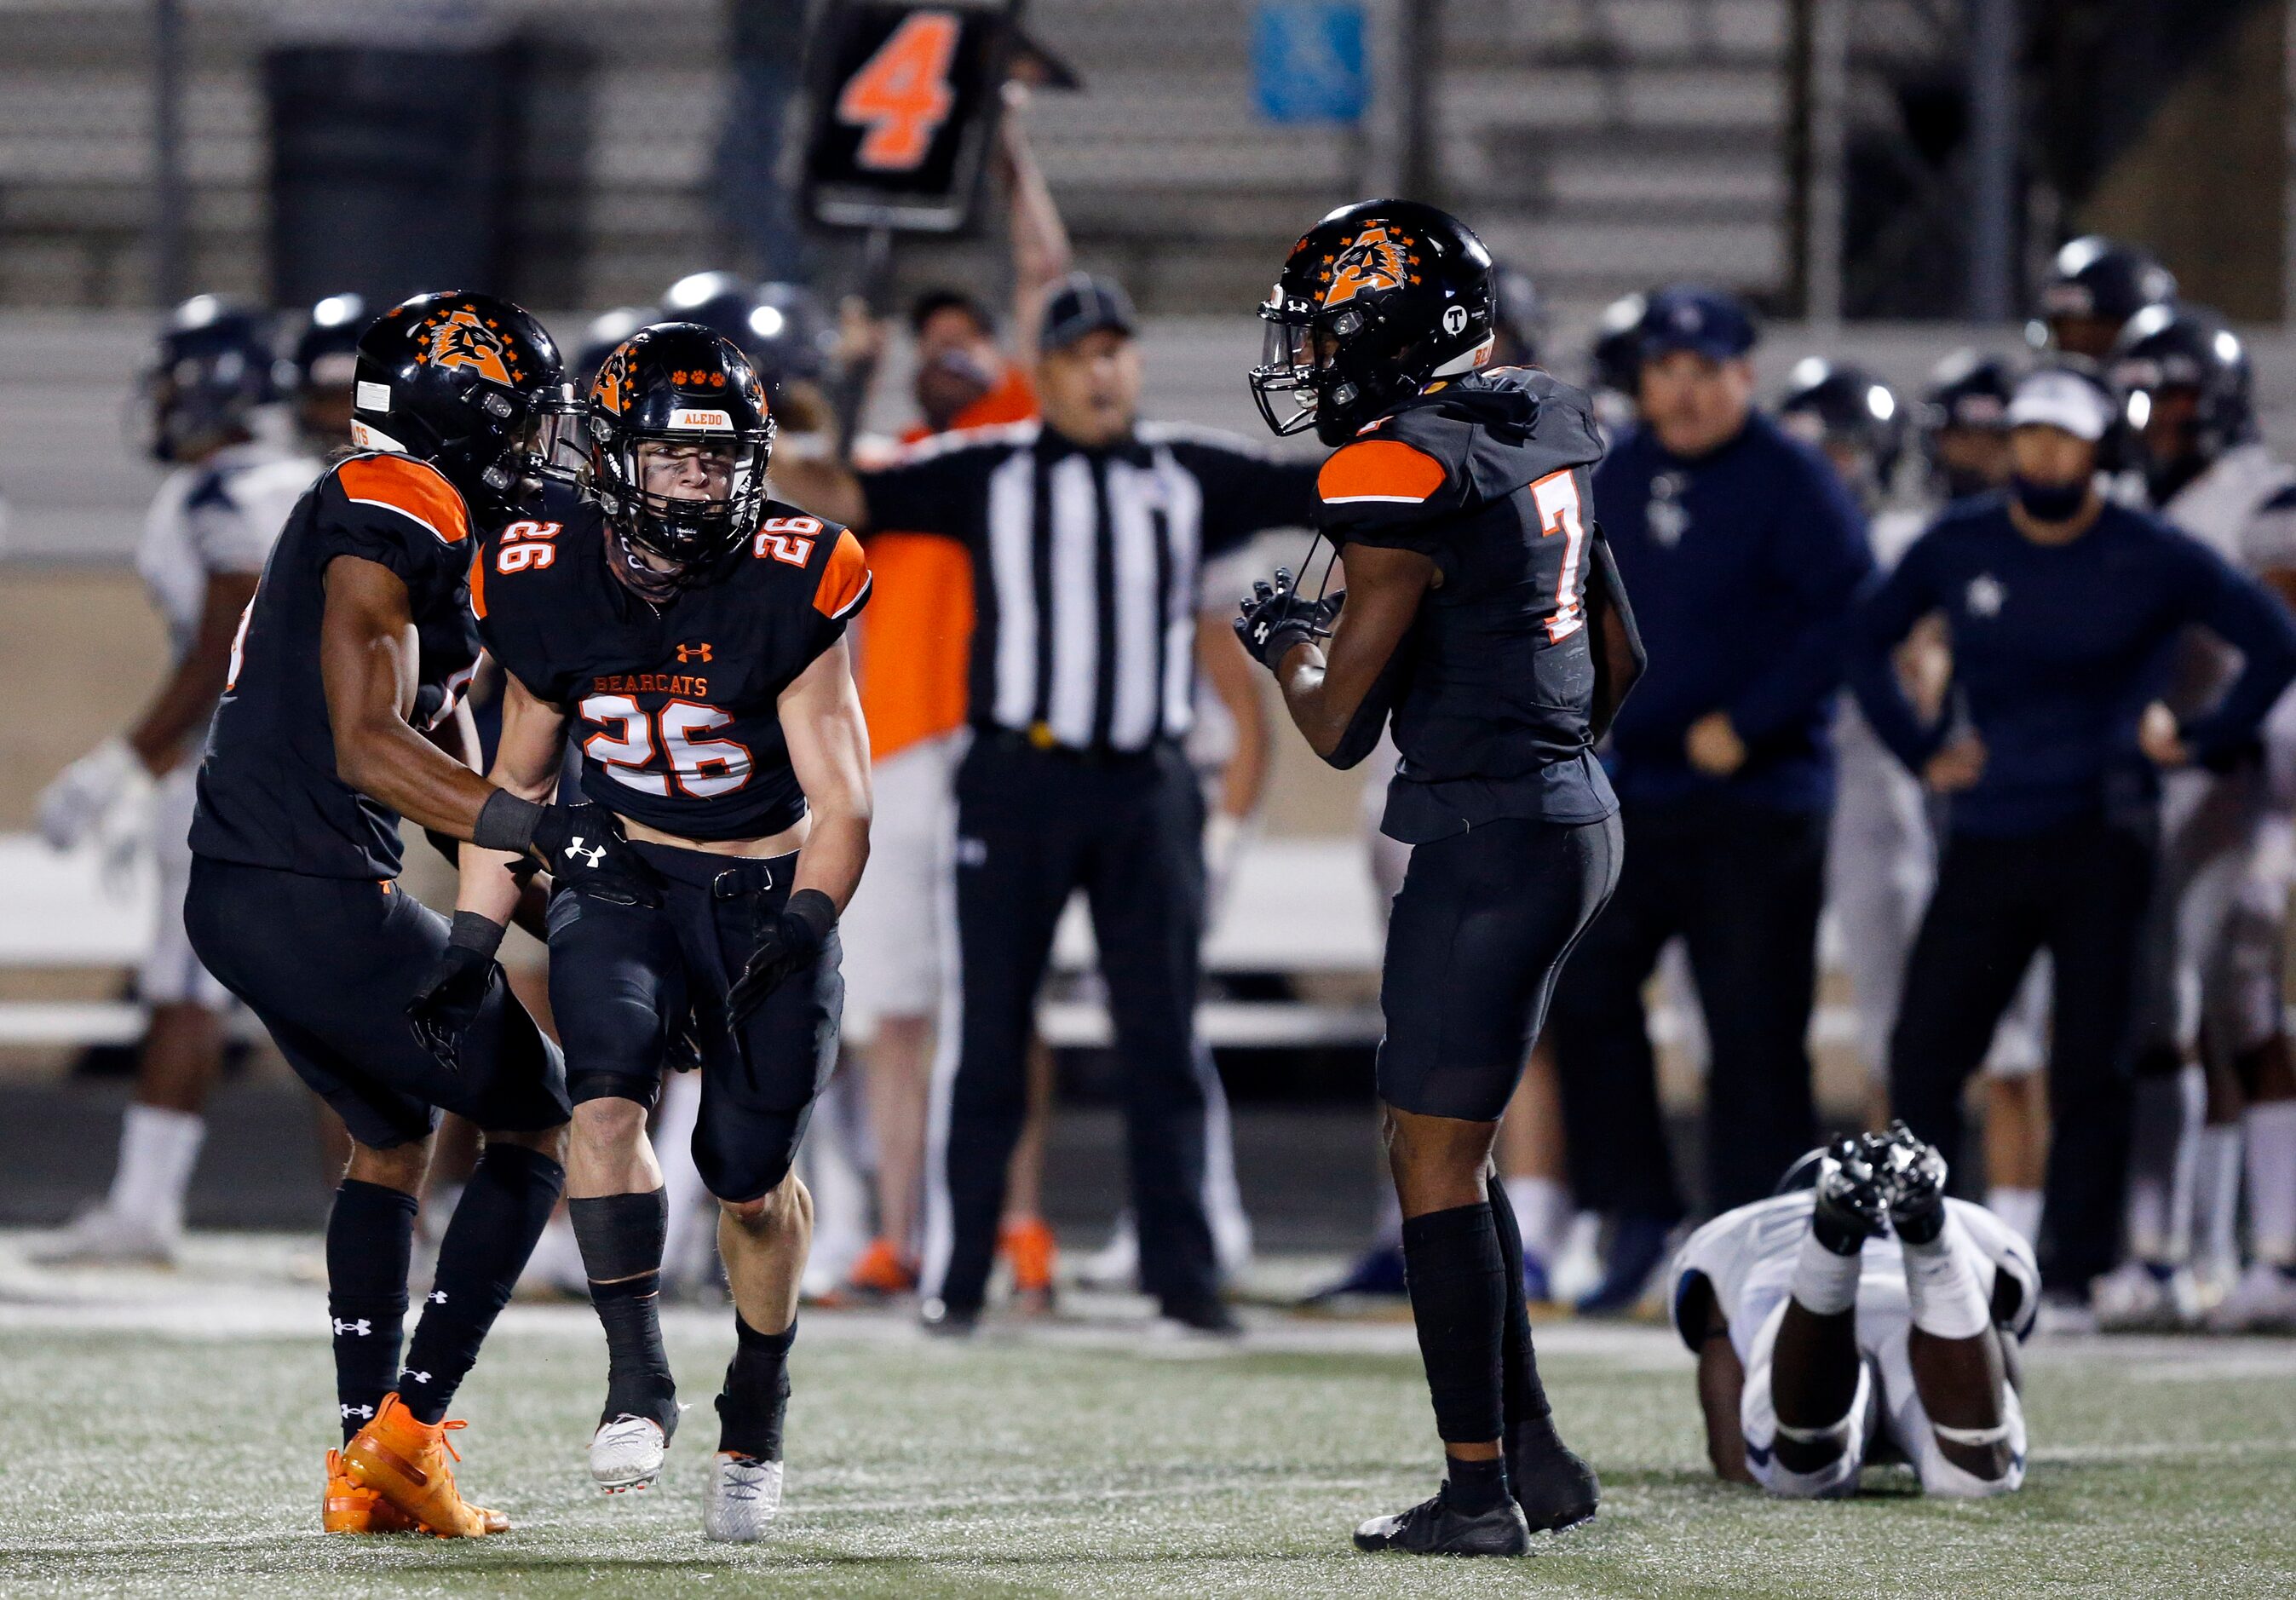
1888, 817, 2153, 1292
1548, 796, 1827, 1219
924, 736, 1217, 1318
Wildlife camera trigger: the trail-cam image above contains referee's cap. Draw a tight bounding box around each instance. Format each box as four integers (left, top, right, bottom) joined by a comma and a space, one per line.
2006, 365, 2113, 441
1041, 273, 1137, 351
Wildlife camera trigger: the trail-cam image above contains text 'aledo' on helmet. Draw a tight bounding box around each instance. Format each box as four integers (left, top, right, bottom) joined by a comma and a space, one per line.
1251, 199, 1496, 446
586, 321, 775, 602
2109, 302, 2256, 503
141, 295, 278, 464
351, 291, 578, 516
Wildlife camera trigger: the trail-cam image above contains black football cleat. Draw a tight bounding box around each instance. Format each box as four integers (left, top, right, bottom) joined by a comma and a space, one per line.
1872, 1122, 1950, 1246
1354, 1486, 1531, 1557
1810, 1135, 1890, 1256
1507, 1418, 1599, 1534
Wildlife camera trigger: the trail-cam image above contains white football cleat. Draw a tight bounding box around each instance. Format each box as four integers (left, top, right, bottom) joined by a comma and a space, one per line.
703, 1453, 783, 1542
2205, 1262, 2296, 1333
30, 1206, 177, 1268
2091, 1258, 2198, 1331
590, 1414, 669, 1494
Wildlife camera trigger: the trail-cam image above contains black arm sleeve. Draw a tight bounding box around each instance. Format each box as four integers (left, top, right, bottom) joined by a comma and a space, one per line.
1585, 522, 1646, 741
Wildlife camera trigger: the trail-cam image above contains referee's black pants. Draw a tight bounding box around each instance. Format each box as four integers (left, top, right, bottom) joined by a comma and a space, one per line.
1547, 796, 1827, 1219
1889, 815, 2153, 1292
927, 735, 1217, 1319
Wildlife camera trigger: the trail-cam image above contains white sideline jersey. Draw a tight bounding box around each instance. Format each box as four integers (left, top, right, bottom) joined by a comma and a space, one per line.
1666, 1191, 2040, 1366
135, 444, 320, 660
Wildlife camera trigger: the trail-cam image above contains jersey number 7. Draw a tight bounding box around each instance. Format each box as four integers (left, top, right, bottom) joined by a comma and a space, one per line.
1531, 469, 1588, 643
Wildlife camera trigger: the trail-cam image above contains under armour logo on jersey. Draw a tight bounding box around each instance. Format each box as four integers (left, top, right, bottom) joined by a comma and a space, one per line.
428, 1289, 448, 1305
332, 1317, 372, 1338
1966, 573, 2006, 618
405, 1369, 433, 1385
676, 642, 713, 664
341, 1402, 375, 1421
564, 838, 606, 868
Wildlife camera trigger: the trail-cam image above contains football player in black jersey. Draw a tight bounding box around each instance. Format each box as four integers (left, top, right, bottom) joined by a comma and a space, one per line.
436, 323, 872, 1540
1241, 201, 1645, 1557
185, 291, 661, 1538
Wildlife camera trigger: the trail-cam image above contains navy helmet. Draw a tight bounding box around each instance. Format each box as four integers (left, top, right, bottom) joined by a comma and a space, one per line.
2033, 236, 2177, 358
142, 295, 277, 463
1777, 357, 1907, 497
1919, 348, 2018, 499
2109, 302, 2256, 500
660, 271, 836, 397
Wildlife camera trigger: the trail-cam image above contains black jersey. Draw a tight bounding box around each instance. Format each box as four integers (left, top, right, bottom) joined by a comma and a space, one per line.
191, 452, 482, 878
473, 487, 870, 842
1316, 366, 1619, 841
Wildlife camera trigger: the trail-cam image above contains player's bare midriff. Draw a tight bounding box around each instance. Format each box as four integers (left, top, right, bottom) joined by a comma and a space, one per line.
617, 810, 811, 860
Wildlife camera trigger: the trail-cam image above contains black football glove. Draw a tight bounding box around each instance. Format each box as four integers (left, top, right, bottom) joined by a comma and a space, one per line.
527, 801, 663, 907
406, 912, 504, 1072
1234, 567, 1342, 673
727, 889, 837, 1027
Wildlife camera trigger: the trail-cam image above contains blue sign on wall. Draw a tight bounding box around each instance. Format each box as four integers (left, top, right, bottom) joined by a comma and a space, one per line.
1252, 3, 1368, 125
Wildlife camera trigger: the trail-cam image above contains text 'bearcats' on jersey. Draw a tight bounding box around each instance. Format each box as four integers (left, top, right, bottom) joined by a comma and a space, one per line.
1320, 365, 1618, 842
191, 452, 481, 878
473, 482, 870, 841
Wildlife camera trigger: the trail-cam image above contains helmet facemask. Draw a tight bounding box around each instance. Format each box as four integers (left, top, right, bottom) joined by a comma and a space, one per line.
592, 421, 774, 601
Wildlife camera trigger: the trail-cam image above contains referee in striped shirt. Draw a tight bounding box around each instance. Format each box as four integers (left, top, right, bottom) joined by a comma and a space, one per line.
780, 273, 1318, 1332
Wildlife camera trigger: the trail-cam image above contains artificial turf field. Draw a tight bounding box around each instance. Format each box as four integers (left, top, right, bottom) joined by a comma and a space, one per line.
2, 1236, 2293, 1599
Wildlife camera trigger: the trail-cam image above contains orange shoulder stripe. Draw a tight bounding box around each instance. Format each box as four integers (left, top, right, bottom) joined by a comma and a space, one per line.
467, 540, 489, 619
1317, 439, 1448, 506
336, 454, 470, 544
814, 527, 872, 620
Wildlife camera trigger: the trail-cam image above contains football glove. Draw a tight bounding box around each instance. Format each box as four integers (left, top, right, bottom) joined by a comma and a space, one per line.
406, 913, 505, 1072
38, 736, 158, 900
1234, 567, 1342, 674
527, 801, 664, 908
727, 889, 837, 1027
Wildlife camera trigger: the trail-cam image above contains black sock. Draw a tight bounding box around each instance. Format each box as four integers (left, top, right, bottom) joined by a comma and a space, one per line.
716, 1315, 795, 1460
398, 1142, 563, 1424
1484, 1173, 1555, 1439
1401, 1203, 1508, 1447
571, 1190, 676, 1432
1442, 1453, 1510, 1515
326, 1180, 417, 1442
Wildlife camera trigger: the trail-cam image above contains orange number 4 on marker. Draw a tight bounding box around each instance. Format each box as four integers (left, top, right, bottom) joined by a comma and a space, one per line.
838, 10, 961, 172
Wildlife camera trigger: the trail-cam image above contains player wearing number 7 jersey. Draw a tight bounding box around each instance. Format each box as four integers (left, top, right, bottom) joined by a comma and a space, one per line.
448, 323, 872, 1539
1240, 200, 1643, 1557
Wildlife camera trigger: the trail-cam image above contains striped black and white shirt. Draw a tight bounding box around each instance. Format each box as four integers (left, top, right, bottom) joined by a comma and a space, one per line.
856, 420, 1319, 751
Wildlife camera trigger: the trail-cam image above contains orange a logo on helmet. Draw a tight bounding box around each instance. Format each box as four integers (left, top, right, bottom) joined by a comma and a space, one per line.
423, 308, 515, 385
1322, 227, 1416, 308
592, 343, 635, 416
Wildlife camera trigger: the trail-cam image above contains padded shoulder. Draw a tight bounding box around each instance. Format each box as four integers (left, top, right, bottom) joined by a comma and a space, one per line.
330, 452, 471, 546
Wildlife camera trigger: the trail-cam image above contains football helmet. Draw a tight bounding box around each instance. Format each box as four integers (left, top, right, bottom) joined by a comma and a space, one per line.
2108, 301, 2255, 500
1776, 357, 1906, 501
573, 307, 651, 395
351, 291, 578, 516
661, 271, 836, 395
2033, 235, 2177, 358
1919, 349, 2018, 499
1252, 199, 1496, 445
585, 321, 774, 601
282, 292, 369, 449
141, 295, 277, 463
1490, 260, 1545, 368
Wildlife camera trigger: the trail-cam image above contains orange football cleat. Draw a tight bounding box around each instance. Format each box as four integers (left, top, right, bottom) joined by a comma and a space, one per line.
323, 1447, 417, 1534
1000, 1215, 1058, 1298
342, 1393, 509, 1538
848, 1236, 918, 1296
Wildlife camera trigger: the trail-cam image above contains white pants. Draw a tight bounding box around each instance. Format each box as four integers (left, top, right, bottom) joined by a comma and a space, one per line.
1739, 1281, 2027, 1500
2133, 765, 2291, 1068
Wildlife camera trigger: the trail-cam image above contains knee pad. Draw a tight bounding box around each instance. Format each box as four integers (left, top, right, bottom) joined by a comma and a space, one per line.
693, 1105, 808, 1207
569, 1070, 661, 1111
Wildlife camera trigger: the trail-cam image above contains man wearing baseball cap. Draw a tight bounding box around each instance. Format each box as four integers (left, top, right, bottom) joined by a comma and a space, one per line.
1548, 285, 1875, 1312
1845, 363, 2296, 1315
776, 271, 1318, 1335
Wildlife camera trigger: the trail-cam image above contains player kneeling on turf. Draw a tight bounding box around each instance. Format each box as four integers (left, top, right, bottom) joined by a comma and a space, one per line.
425, 322, 872, 1539
1670, 1125, 2037, 1499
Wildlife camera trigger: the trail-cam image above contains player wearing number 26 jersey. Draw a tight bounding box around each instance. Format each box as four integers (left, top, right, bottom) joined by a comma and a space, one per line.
457, 321, 872, 1534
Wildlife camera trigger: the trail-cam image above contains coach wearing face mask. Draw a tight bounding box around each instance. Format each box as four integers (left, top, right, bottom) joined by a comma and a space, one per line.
1848, 365, 2296, 1304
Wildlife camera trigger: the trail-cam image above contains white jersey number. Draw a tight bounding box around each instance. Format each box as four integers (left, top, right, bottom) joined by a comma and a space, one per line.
1530, 469, 1588, 643
578, 694, 753, 801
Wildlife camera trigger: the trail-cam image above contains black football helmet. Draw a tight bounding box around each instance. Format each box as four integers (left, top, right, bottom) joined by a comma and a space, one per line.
280, 292, 369, 449
2109, 301, 2256, 501
573, 306, 651, 395
1252, 199, 1496, 445
352, 291, 577, 516
1919, 348, 2017, 499
141, 295, 277, 463
1776, 357, 1907, 502
1490, 260, 1545, 368
1585, 291, 1650, 435
2033, 235, 2177, 358
585, 321, 774, 601
661, 272, 836, 395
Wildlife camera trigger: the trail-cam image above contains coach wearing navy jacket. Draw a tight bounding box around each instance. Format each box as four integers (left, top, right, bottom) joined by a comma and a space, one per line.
1549, 287, 1876, 1306
1848, 365, 2296, 1299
